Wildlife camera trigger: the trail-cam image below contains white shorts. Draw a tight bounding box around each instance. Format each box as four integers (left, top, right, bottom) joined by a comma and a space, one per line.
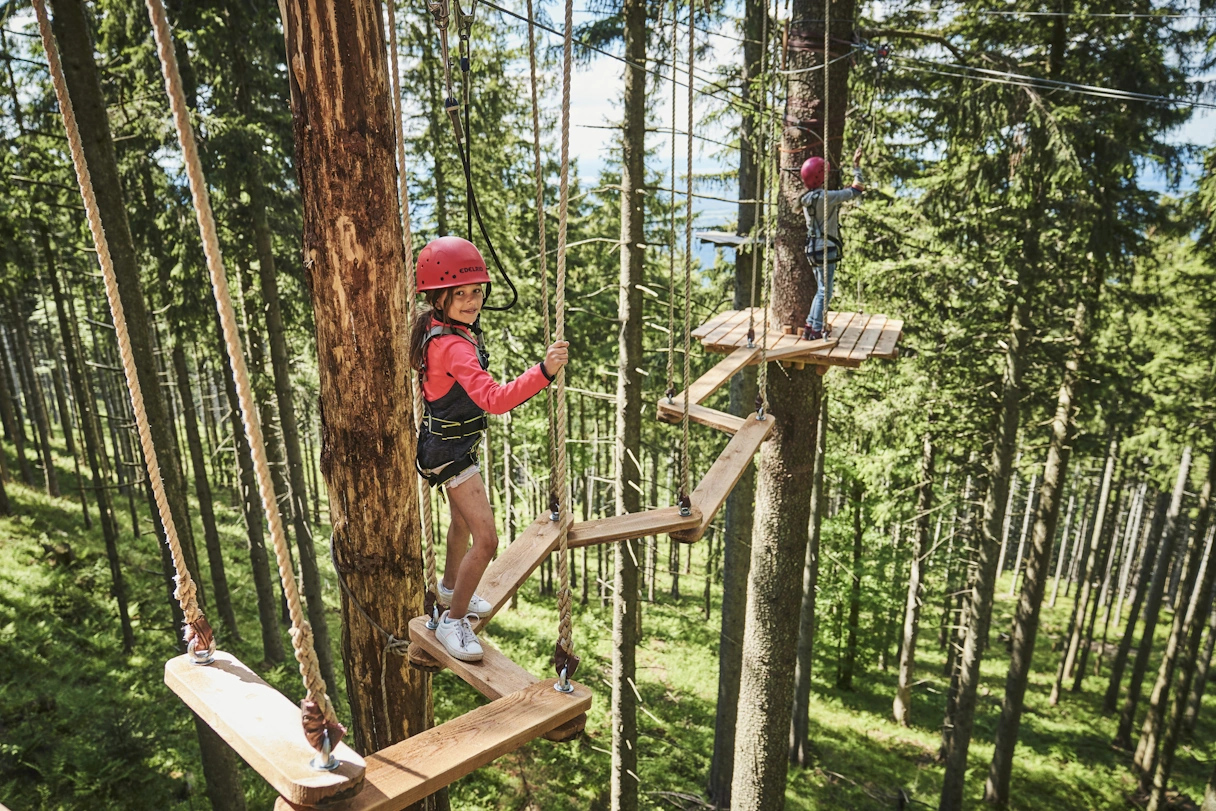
422, 461, 480, 492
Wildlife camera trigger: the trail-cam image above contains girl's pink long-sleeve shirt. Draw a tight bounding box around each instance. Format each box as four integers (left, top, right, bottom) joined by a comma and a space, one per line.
422, 320, 551, 415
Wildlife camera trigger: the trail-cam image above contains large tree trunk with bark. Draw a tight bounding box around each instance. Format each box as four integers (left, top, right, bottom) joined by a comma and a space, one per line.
893, 428, 935, 726
1135, 448, 1215, 786
729, 1, 847, 804
1115, 447, 1193, 748
280, 0, 428, 757
612, 0, 646, 806
789, 393, 827, 764
47, 0, 241, 801
983, 285, 1094, 806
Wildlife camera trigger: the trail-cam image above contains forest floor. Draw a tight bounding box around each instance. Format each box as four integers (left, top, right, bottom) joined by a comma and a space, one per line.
2, 450, 1215, 811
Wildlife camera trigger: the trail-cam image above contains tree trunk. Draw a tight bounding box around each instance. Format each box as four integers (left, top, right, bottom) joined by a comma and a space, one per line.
1182, 599, 1216, 733
47, 0, 239, 799
1105, 491, 1169, 713
893, 428, 935, 726
10, 297, 60, 497
1008, 473, 1037, 596
729, 2, 845, 805
789, 393, 827, 764
612, 0, 646, 804
0, 326, 33, 486
938, 283, 1034, 810
45, 226, 134, 652
1074, 468, 1123, 689
983, 285, 1094, 805
995, 465, 1020, 581
1135, 448, 1215, 785
281, 0, 429, 757
1051, 437, 1118, 702
1115, 447, 1193, 748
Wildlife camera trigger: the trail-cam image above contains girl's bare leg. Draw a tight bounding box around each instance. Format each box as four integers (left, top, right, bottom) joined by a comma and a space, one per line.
445, 472, 499, 617
442, 501, 471, 590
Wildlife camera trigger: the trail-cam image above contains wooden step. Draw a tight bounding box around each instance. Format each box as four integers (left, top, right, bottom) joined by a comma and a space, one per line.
274, 680, 592, 811
656, 399, 745, 435
567, 505, 704, 548
671, 413, 775, 543
166, 650, 365, 807
408, 616, 535, 701
746, 336, 837, 364
685, 345, 761, 404
472, 511, 574, 632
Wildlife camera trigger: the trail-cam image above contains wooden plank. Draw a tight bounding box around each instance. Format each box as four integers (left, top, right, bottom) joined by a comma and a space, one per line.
847, 314, 887, 360
871, 319, 903, 359
656, 399, 744, 435
473, 512, 574, 630
698, 308, 747, 346
166, 651, 365, 807
711, 311, 760, 351
686, 346, 761, 404
671, 413, 776, 542
567, 506, 704, 548
408, 616, 536, 700
277, 680, 592, 811
744, 336, 837, 364
691, 308, 735, 340
827, 312, 872, 359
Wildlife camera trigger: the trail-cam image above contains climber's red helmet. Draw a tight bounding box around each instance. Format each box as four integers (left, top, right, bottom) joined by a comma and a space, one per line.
416, 236, 492, 292
800, 156, 831, 190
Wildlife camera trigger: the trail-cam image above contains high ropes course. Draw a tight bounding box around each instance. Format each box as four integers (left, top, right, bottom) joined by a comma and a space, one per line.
32, 0, 901, 806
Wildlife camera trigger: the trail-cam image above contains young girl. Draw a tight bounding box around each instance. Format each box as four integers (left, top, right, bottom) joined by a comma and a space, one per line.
799, 147, 865, 341
411, 236, 569, 662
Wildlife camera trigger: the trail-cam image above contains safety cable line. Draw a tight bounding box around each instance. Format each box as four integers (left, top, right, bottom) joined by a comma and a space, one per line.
552, 0, 575, 670
892, 53, 1216, 109
142, 0, 339, 737
665, 0, 678, 408
31, 0, 215, 666
679, 0, 693, 507
388, 0, 439, 622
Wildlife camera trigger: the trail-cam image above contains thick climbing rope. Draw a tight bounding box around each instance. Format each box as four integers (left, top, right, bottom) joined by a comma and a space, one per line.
552, 0, 577, 679
679, 0, 694, 509
387, 0, 440, 618
665, 0, 678, 405
143, 0, 340, 747
747, 0, 773, 351
819, 2, 831, 333
757, 0, 785, 413
527, 0, 559, 511
31, 0, 215, 665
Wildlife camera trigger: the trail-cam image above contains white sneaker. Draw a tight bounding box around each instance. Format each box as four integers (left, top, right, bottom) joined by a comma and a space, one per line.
438, 580, 493, 615
435, 611, 484, 662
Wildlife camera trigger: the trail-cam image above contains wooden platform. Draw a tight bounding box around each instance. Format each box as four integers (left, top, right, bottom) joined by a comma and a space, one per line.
166, 650, 366, 807
274, 679, 591, 811
692, 308, 902, 368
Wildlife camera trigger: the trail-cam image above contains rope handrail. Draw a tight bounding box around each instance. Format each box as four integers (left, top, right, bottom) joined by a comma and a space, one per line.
143, 0, 340, 750
678, 0, 694, 508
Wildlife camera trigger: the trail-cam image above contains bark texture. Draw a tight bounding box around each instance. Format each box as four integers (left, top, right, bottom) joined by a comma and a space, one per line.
893, 429, 935, 726
281, 0, 428, 755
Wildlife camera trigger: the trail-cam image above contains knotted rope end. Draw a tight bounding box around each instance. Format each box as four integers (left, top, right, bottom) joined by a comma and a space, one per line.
301, 698, 347, 752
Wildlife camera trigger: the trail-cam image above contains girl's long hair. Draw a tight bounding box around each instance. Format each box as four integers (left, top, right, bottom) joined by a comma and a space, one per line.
409, 288, 451, 372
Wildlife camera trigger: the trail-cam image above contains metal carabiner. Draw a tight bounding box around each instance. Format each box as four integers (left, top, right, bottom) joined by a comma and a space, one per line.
455, 0, 475, 73
426, 0, 450, 29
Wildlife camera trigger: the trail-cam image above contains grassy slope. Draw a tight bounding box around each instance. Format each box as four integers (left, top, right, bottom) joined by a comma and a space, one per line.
1, 442, 1214, 810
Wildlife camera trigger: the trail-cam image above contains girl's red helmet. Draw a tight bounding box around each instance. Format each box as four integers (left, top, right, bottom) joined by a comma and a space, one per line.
800, 157, 831, 190
416, 236, 492, 292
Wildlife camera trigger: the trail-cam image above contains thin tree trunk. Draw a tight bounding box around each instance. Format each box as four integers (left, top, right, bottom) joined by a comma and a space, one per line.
1049, 488, 1077, 608
789, 394, 827, 763
1183, 599, 1216, 734
10, 297, 60, 497
1115, 448, 1193, 748
1135, 450, 1215, 785
281, 0, 429, 758
1009, 473, 1037, 595
1075, 470, 1124, 688
612, 0, 646, 803
893, 428, 935, 726
838, 468, 864, 692
1051, 437, 1118, 702
1112, 482, 1148, 632
995, 462, 1021, 580
1105, 491, 1169, 713
0, 327, 33, 485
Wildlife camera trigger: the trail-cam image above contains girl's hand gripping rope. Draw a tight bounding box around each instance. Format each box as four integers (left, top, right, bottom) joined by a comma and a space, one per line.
543, 341, 570, 378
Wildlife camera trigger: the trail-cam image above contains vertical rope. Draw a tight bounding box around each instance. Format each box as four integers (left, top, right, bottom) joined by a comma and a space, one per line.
528, 0, 559, 510
819, 0, 830, 322
665, 0, 678, 403
747, 0, 772, 349
386, 0, 438, 604
758, 0, 783, 411
143, 0, 337, 732
553, 0, 576, 662
679, 0, 694, 503
31, 0, 213, 660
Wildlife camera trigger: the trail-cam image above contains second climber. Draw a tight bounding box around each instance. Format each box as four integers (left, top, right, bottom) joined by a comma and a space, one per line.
411, 235, 569, 662
799, 146, 865, 341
